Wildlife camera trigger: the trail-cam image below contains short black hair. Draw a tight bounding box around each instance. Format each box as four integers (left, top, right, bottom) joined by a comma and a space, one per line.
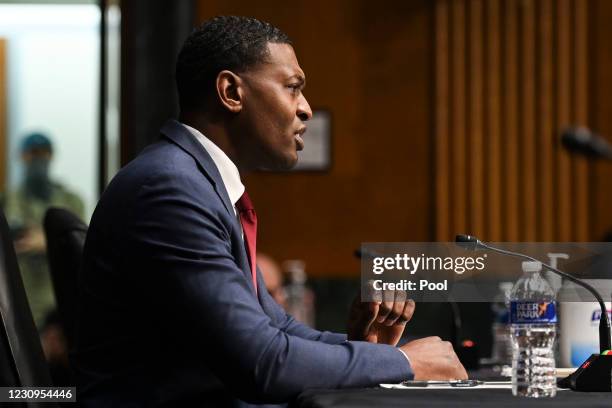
176, 16, 292, 111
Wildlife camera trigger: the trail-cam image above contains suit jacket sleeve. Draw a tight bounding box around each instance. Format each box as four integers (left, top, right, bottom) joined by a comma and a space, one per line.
256, 270, 347, 345
128, 173, 412, 403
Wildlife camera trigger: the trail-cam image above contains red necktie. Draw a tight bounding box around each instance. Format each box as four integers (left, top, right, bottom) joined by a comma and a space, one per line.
236, 191, 258, 294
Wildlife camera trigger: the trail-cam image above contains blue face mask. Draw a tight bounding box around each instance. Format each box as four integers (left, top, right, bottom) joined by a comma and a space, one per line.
25, 157, 51, 200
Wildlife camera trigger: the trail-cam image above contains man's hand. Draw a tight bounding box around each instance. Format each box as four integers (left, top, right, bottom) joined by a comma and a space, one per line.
347, 291, 415, 346
400, 336, 468, 380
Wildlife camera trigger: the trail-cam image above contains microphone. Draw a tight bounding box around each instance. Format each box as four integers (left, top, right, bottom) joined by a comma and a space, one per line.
455, 234, 611, 351
455, 234, 612, 391
561, 127, 612, 160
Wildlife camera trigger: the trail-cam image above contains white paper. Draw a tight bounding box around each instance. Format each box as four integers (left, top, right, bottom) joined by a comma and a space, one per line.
380, 382, 513, 390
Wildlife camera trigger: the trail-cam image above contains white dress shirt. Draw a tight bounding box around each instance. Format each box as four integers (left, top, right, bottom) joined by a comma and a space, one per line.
181, 122, 245, 215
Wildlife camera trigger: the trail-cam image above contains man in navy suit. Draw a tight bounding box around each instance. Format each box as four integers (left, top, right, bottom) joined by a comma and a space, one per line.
74, 16, 466, 407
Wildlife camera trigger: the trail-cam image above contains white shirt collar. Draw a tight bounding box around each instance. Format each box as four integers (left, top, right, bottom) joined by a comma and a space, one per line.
180, 122, 245, 208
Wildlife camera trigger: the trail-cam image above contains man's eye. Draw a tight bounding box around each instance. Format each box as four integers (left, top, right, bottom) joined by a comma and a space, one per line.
288, 84, 301, 94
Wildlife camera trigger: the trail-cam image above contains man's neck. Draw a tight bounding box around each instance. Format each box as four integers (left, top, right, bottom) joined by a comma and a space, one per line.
179, 113, 239, 166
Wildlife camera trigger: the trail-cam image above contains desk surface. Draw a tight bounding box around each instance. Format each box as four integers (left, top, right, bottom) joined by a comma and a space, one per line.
294, 388, 611, 408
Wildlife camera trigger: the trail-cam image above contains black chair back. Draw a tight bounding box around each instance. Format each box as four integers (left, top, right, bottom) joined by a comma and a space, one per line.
0, 207, 54, 394
43, 208, 88, 348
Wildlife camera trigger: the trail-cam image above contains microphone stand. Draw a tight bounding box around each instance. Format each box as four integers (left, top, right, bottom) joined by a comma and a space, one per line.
456, 234, 612, 391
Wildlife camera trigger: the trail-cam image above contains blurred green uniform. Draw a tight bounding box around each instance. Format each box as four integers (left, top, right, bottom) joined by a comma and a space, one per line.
2, 183, 84, 327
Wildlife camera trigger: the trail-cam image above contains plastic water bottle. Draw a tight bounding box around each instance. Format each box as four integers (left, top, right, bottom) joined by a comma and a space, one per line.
491, 282, 514, 365
509, 261, 557, 397
284, 260, 315, 327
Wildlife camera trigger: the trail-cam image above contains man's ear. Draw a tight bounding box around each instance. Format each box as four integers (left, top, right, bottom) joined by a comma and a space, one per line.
216, 70, 243, 113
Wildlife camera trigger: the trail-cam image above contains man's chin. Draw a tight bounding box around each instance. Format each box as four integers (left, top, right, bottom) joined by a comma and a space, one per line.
258, 154, 298, 171
284, 154, 299, 170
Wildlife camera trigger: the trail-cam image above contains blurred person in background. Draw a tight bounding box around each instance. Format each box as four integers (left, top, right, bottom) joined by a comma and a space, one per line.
257, 252, 288, 309
1, 132, 84, 326
259, 254, 316, 327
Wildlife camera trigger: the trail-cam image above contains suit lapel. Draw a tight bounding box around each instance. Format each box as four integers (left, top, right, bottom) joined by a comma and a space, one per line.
160, 120, 260, 298
160, 120, 235, 217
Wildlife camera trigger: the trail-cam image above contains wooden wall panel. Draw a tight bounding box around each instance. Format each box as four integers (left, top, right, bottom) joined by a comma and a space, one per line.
573, 0, 589, 241
556, 0, 573, 241
0, 39, 6, 192
537, 0, 554, 241
520, 0, 537, 240
502, 0, 520, 241
592, 0, 612, 242
451, 1, 467, 237
468, 0, 484, 237
485, 0, 501, 241
435, 0, 450, 241
434, 0, 592, 242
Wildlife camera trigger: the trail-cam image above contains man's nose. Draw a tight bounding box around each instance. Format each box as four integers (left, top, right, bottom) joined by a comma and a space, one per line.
297, 94, 313, 122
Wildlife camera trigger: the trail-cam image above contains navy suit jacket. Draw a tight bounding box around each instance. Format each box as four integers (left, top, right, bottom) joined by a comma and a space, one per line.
74, 120, 412, 407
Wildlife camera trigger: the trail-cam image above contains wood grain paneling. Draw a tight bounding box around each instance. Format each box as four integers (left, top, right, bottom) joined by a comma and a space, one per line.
485, 0, 501, 241
556, 0, 573, 241
503, 0, 520, 241
520, 0, 537, 240
435, 0, 450, 241
451, 0, 467, 237
0, 39, 6, 192
434, 0, 591, 242
573, 0, 589, 241
591, 0, 612, 242
468, 0, 484, 237
538, 0, 554, 241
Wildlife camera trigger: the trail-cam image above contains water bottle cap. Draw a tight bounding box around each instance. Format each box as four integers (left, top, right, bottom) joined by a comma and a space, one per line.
522, 261, 542, 273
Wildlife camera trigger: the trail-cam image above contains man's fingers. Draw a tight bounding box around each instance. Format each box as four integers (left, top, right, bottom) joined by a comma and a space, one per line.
381, 291, 410, 326
347, 293, 382, 341
360, 302, 380, 338
396, 299, 415, 325
383, 298, 404, 326
352, 294, 380, 323
400, 336, 467, 381
361, 298, 380, 324
376, 300, 393, 323
366, 301, 380, 322
456, 364, 469, 380
375, 290, 393, 323
364, 279, 382, 303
